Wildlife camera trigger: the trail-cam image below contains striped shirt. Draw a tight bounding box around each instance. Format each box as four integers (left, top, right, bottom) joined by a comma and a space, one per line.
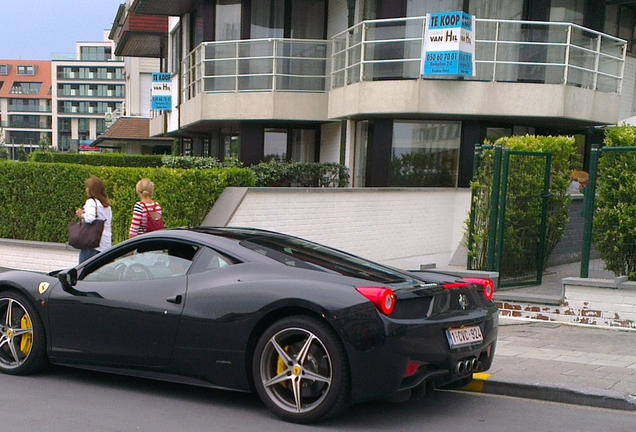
129, 201, 162, 238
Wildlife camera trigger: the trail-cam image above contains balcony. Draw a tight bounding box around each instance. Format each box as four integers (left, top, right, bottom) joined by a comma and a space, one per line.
8, 105, 52, 113
329, 17, 626, 126
332, 17, 625, 92
179, 38, 330, 125
109, 5, 168, 58
182, 38, 329, 98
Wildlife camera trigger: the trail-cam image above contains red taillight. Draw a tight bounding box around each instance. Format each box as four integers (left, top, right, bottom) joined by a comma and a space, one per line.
442, 282, 469, 289
464, 277, 495, 302
356, 287, 396, 315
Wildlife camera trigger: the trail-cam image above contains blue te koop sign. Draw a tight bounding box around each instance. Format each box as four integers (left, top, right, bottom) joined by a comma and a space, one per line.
423, 11, 475, 77
151, 72, 172, 111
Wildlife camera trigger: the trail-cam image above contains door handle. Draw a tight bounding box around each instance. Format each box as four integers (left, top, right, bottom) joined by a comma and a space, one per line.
166, 295, 183, 304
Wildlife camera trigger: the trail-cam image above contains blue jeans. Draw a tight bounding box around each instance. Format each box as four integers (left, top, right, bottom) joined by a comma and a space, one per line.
78, 248, 99, 264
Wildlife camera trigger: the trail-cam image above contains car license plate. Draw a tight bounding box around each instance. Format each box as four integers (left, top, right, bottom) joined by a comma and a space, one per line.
446, 326, 483, 348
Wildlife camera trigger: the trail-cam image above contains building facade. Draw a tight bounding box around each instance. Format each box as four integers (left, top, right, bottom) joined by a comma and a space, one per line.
51, 33, 125, 151
0, 60, 53, 159
111, 0, 636, 187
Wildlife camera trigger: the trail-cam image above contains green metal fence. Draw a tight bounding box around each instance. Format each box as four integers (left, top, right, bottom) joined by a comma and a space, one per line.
468, 145, 552, 287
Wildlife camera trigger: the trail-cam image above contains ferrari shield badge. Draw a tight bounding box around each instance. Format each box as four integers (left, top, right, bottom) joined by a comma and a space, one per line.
38, 282, 50, 294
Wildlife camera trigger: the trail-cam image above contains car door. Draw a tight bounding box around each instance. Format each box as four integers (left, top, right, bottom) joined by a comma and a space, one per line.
47, 239, 199, 368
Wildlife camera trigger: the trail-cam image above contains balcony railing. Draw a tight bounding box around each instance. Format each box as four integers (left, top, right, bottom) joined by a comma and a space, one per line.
182, 38, 329, 101
1, 121, 52, 129
8, 105, 52, 113
332, 17, 626, 93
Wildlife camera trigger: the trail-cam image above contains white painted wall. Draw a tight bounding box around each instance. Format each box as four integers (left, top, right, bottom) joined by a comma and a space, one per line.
203, 187, 472, 269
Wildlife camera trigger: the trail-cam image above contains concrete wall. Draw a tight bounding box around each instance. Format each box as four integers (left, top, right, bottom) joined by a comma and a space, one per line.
202, 187, 472, 269
0, 239, 78, 273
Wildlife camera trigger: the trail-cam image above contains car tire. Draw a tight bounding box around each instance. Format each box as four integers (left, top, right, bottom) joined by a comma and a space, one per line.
252, 315, 350, 424
0, 291, 48, 375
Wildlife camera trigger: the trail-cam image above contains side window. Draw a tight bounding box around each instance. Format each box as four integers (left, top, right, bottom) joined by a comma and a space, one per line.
189, 246, 238, 274
83, 241, 199, 282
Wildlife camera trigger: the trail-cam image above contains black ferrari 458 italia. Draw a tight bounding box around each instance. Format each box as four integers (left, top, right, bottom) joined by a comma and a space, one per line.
0, 227, 498, 423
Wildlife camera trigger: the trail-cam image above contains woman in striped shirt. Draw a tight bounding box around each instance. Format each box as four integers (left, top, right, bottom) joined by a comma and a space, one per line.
129, 178, 162, 238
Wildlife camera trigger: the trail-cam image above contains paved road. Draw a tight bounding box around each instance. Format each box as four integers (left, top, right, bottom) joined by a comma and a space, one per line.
0, 366, 635, 431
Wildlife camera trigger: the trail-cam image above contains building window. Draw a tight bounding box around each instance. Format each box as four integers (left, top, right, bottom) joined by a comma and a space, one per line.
264, 128, 288, 161
17, 65, 35, 75
389, 121, 461, 187
263, 127, 317, 162
0, 64, 8, 75
10, 82, 42, 94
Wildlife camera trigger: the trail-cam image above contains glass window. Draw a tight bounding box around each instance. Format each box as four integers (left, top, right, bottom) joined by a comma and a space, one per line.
469, 0, 523, 19
17, 65, 35, 75
390, 121, 461, 187
290, 129, 316, 162
353, 121, 369, 187
251, 0, 285, 38
264, 128, 287, 161
216, 0, 241, 41
0, 64, 7, 75
406, 0, 462, 17
291, 0, 325, 39
82, 241, 200, 282
550, 0, 585, 25
10, 82, 42, 94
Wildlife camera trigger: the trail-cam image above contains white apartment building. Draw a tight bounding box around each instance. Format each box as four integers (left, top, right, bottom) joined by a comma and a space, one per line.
51, 33, 125, 151
109, 0, 636, 188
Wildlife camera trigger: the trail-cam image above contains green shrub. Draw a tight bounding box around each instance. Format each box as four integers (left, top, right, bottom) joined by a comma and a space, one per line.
467, 135, 575, 273
0, 161, 255, 245
29, 151, 163, 167
251, 161, 350, 187
593, 125, 636, 278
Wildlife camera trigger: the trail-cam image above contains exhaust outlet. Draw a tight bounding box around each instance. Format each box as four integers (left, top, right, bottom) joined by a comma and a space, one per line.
471, 358, 479, 371
465, 360, 472, 373
455, 361, 466, 375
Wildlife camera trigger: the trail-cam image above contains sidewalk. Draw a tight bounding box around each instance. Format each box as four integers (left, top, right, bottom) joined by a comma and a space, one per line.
462, 317, 636, 411
466, 261, 636, 410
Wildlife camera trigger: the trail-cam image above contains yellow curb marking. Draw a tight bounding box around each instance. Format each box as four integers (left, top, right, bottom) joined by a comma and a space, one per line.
461, 372, 491, 392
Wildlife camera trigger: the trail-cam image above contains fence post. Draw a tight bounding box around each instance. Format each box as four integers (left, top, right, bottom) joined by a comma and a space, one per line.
580, 144, 600, 278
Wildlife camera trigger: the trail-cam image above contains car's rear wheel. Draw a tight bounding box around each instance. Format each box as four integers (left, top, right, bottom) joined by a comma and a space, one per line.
253, 316, 350, 424
0, 291, 47, 375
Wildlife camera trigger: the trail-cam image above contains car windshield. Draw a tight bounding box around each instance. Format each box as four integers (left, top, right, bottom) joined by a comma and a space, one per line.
238, 234, 410, 284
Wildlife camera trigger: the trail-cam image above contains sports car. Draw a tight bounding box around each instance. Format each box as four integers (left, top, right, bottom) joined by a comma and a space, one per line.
0, 227, 498, 423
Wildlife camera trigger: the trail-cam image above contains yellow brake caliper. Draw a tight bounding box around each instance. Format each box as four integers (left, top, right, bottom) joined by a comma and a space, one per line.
20, 314, 33, 355
276, 346, 290, 388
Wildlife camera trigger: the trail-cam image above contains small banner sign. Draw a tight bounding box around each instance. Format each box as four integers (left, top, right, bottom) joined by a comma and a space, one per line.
422, 11, 475, 77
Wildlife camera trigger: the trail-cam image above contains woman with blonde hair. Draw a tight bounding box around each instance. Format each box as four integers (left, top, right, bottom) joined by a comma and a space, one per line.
75, 176, 112, 263
129, 178, 163, 238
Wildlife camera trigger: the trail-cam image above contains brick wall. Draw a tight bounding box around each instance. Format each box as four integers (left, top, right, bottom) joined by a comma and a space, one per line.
498, 277, 636, 330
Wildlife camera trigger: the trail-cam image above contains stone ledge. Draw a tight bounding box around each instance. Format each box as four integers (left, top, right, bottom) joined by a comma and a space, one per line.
0, 238, 75, 251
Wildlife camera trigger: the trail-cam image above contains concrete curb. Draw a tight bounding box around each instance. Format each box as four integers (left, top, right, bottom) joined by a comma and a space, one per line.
461, 373, 636, 411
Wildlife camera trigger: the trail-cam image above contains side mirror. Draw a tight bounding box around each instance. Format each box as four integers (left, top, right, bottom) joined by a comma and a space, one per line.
58, 268, 78, 289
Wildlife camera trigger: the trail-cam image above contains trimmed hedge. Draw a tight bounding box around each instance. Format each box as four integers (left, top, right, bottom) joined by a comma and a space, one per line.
29, 151, 164, 168
593, 125, 636, 278
0, 161, 255, 245
29, 152, 350, 188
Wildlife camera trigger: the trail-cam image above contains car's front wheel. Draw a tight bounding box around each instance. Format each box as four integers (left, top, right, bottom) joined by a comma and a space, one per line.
253, 316, 350, 424
0, 291, 48, 375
